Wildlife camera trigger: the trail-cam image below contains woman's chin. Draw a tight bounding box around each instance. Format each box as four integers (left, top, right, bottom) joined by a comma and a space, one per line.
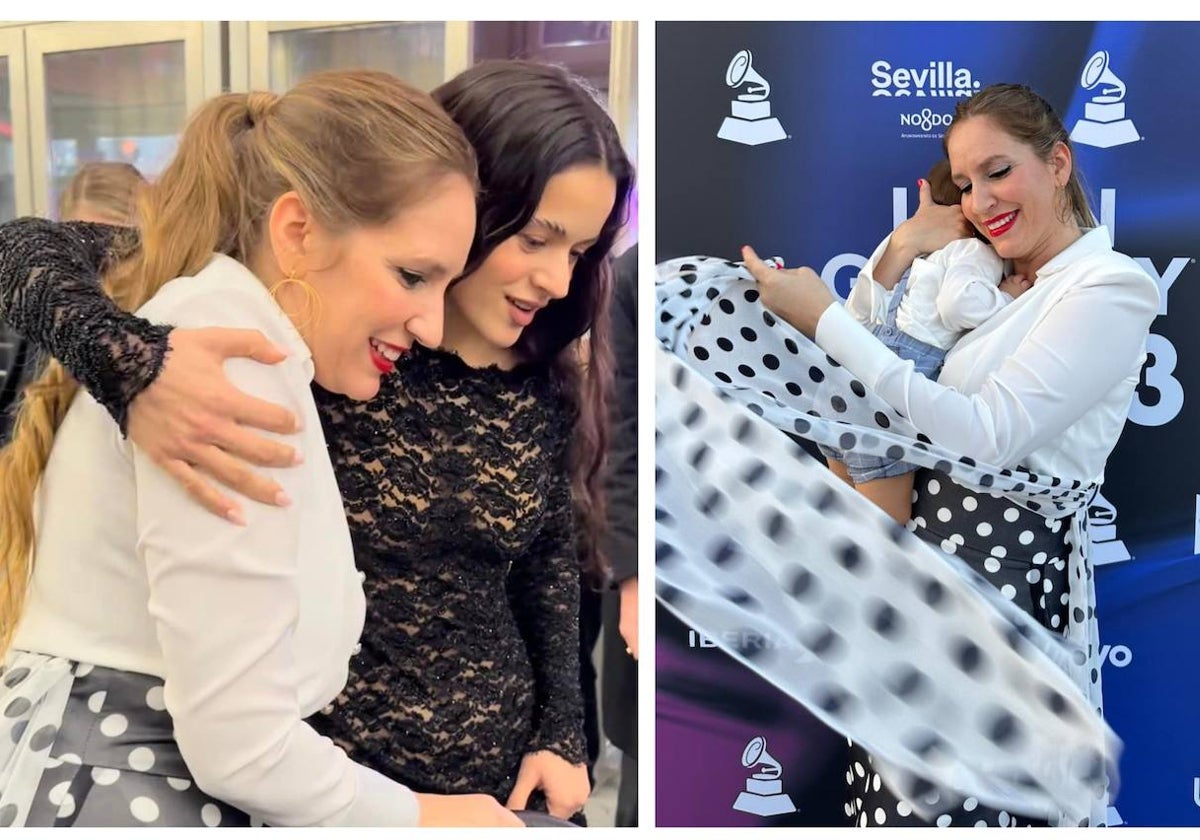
316, 371, 381, 402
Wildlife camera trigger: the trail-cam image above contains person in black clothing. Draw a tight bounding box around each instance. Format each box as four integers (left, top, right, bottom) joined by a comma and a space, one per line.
0, 164, 145, 443
601, 243, 639, 826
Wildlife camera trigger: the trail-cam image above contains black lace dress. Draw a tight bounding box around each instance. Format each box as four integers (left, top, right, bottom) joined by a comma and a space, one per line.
0, 219, 587, 806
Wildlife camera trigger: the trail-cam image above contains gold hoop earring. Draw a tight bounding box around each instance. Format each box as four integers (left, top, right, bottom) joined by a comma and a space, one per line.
270, 268, 323, 332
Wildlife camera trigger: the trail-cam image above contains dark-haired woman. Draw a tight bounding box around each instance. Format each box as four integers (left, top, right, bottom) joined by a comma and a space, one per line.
0, 59, 634, 822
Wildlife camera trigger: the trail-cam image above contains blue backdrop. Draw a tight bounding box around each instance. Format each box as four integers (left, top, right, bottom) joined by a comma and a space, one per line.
656, 20, 1200, 828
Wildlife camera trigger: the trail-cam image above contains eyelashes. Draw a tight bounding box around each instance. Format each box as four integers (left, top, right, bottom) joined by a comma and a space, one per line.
959, 165, 1013, 196
393, 267, 426, 289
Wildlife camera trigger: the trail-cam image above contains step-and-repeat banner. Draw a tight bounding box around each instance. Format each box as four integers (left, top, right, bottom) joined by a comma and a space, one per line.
656, 21, 1200, 828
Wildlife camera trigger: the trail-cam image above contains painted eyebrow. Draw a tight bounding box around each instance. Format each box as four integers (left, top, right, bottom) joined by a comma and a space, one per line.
394, 258, 450, 278
530, 217, 568, 238
951, 155, 1010, 183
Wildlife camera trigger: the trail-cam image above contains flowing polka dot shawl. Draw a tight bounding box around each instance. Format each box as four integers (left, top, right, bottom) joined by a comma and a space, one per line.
655, 256, 1117, 826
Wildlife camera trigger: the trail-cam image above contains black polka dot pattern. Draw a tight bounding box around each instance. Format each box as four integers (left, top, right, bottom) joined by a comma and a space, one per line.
0, 652, 252, 826
655, 256, 1115, 827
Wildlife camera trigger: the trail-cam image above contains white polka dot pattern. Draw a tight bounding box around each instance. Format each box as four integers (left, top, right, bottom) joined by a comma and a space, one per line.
655, 257, 1115, 827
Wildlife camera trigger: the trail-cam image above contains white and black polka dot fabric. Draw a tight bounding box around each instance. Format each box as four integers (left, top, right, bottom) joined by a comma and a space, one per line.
0, 651, 250, 827
848, 471, 1074, 827
655, 256, 1114, 827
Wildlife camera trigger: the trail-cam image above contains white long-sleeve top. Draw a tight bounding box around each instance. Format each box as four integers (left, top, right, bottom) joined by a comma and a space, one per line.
816, 226, 1159, 482
15, 254, 420, 827
845, 234, 1008, 349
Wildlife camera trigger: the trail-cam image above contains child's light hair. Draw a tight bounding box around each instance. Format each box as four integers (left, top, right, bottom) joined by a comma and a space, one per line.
58, 161, 147, 226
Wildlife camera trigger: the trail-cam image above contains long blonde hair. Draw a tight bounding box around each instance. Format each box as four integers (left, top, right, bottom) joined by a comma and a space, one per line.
0, 70, 478, 656
58, 161, 147, 226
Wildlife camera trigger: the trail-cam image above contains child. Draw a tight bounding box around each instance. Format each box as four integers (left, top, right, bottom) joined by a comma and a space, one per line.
58, 161, 146, 226
818, 159, 1031, 524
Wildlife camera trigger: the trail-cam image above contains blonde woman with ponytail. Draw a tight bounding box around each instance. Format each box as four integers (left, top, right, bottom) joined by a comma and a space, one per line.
0, 71, 528, 828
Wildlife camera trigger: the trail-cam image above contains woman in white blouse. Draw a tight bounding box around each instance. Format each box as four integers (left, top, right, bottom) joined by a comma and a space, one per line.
818, 158, 1030, 524
0, 71, 524, 828
744, 83, 1158, 827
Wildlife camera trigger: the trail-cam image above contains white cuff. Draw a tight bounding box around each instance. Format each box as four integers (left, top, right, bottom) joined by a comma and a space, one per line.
814, 303, 902, 390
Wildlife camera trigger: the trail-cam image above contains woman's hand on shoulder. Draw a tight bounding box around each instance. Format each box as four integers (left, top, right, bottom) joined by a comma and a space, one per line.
127, 326, 302, 524
506, 750, 590, 821
742, 246, 835, 339
415, 793, 524, 827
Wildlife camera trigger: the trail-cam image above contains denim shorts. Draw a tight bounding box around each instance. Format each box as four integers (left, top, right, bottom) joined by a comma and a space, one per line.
818, 320, 947, 484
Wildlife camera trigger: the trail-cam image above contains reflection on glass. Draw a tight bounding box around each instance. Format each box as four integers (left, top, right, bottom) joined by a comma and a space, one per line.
471, 22, 612, 103
44, 41, 186, 217
268, 23, 446, 93
1, 57, 15, 223
540, 22, 611, 46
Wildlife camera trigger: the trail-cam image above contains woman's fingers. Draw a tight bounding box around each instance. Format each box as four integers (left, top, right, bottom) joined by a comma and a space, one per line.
741, 244, 770, 279
505, 768, 537, 812
192, 443, 290, 508
917, 177, 935, 207
742, 246, 800, 282
225, 391, 302, 436
160, 457, 246, 525
126, 326, 302, 514
204, 327, 290, 365
209, 417, 301, 469
545, 796, 578, 821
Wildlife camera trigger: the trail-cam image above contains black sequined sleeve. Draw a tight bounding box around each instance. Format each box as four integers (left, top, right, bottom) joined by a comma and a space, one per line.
0, 217, 170, 433
505, 462, 588, 766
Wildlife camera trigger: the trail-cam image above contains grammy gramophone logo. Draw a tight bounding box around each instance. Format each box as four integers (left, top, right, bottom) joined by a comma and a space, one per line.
1069, 50, 1142, 149
717, 50, 788, 146
731, 736, 797, 816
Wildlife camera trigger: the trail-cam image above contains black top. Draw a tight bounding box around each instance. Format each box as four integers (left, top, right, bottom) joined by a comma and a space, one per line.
0, 217, 587, 802
603, 244, 638, 584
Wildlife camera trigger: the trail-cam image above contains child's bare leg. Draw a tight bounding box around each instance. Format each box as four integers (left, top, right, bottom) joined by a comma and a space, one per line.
826, 458, 855, 488
856, 473, 915, 525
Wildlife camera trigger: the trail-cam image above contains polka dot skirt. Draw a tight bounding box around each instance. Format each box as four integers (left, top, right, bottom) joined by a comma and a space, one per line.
654, 256, 1116, 827
848, 470, 1077, 827
0, 651, 250, 827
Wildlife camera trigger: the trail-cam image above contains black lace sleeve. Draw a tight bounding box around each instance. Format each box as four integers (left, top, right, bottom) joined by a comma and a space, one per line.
0, 216, 170, 433
505, 461, 588, 766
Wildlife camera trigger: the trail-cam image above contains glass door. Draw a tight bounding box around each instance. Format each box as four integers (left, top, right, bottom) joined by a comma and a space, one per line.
24, 21, 219, 217
0, 26, 31, 221
247, 21, 471, 93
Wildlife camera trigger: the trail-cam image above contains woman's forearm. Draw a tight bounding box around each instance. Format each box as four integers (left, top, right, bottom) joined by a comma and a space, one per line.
0, 217, 169, 432
870, 233, 920, 291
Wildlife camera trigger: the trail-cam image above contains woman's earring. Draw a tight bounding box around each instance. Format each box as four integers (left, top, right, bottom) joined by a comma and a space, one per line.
270, 264, 323, 330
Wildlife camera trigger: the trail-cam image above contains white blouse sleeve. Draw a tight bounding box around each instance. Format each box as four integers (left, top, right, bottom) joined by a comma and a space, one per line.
132, 285, 419, 827
843, 234, 895, 327
933, 238, 1010, 331
814, 261, 1159, 470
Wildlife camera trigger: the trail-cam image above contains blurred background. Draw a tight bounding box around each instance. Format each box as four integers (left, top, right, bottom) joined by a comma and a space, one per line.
0, 20, 637, 225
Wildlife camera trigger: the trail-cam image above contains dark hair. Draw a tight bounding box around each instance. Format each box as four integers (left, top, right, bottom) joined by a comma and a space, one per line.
432, 60, 635, 583
944, 82, 1095, 228
925, 158, 987, 243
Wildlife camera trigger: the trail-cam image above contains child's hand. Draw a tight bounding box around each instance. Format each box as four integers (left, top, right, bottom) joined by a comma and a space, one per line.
999, 273, 1033, 299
